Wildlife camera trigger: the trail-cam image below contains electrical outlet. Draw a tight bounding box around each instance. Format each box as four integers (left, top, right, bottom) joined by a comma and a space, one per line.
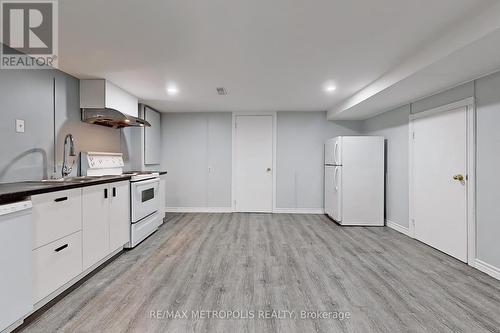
15, 119, 25, 133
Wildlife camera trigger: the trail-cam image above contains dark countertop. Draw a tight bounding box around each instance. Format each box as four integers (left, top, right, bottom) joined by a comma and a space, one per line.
0, 175, 132, 205
125, 170, 168, 176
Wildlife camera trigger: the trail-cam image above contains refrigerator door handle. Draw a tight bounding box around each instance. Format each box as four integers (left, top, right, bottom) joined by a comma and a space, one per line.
334, 167, 339, 191
334, 142, 339, 165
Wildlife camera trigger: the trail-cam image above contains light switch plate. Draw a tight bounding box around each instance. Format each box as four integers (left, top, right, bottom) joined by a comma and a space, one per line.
15, 119, 25, 133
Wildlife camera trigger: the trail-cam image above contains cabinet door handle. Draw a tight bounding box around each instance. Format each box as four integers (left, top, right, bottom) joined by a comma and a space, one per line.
54, 197, 68, 202
104, 188, 108, 199
54, 244, 68, 252
112, 187, 116, 197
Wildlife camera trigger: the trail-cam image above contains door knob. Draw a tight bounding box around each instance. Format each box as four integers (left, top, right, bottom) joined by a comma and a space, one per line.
266, 168, 272, 172
453, 174, 464, 181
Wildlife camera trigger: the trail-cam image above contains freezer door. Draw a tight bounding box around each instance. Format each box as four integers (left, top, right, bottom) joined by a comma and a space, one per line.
324, 166, 335, 216
332, 166, 342, 222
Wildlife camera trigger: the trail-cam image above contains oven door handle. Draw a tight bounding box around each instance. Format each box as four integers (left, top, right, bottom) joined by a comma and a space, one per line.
132, 178, 159, 186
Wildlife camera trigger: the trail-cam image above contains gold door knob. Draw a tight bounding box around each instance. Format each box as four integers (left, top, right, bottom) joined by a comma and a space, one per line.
453, 174, 464, 181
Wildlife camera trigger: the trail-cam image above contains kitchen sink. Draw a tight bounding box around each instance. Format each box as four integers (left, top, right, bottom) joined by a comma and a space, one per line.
48, 176, 103, 183
27, 176, 104, 184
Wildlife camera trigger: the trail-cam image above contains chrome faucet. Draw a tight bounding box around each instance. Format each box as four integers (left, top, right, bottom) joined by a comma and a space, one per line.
62, 134, 76, 178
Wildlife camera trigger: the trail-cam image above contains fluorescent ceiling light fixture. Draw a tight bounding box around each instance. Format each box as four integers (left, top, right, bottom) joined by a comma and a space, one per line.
166, 85, 179, 95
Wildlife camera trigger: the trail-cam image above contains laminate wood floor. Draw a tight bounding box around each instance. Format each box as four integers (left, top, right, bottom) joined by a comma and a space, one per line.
19, 213, 500, 333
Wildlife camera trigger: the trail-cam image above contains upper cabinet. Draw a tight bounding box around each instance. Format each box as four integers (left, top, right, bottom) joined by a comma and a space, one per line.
144, 105, 161, 165
80, 79, 138, 117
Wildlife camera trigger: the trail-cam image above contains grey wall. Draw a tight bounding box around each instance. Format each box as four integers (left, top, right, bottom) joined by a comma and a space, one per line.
475, 72, 500, 269
0, 70, 121, 182
276, 112, 362, 209
160, 112, 232, 208
411, 82, 474, 114
360, 72, 500, 270
160, 111, 361, 210
0, 70, 54, 181
362, 105, 410, 228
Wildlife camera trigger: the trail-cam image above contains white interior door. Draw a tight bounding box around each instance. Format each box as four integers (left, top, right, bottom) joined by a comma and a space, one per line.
234, 115, 273, 212
412, 106, 468, 262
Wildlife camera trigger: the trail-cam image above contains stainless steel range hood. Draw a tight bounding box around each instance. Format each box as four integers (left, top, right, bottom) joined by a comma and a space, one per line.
81, 108, 151, 129
80, 79, 151, 129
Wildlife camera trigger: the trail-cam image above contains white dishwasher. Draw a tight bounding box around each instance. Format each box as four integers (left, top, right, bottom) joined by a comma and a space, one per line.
0, 200, 33, 332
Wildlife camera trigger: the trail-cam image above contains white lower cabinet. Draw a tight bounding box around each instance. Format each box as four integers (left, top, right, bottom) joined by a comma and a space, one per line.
32, 231, 82, 303
31, 189, 83, 304
109, 182, 131, 251
82, 184, 110, 270
29, 181, 130, 309
7, 179, 135, 333
83, 181, 130, 270
31, 189, 82, 249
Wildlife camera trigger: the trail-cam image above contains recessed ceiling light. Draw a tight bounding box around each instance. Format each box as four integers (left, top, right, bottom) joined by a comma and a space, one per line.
166, 86, 179, 95
324, 85, 337, 93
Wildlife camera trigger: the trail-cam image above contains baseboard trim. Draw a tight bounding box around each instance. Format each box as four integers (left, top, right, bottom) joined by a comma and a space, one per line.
385, 219, 411, 236
165, 207, 325, 214
165, 207, 232, 213
273, 208, 325, 214
473, 259, 500, 280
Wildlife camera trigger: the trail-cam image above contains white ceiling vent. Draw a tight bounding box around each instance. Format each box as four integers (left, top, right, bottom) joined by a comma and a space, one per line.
216, 87, 228, 95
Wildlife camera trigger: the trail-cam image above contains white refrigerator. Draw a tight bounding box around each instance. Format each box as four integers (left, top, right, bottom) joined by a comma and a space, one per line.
324, 136, 384, 226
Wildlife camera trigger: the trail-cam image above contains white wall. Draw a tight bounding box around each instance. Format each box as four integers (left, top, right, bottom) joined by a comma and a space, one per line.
160, 112, 232, 209
276, 112, 362, 210
362, 105, 410, 228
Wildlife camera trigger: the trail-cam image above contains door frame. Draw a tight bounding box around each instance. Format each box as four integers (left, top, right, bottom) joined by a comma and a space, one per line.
408, 97, 476, 264
231, 112, 277, 213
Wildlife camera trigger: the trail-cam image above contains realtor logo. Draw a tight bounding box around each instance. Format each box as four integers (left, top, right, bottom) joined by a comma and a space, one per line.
1, 0, 58, 69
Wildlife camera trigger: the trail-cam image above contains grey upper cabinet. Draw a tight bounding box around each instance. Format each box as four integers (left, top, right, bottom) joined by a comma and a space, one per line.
144, 106, 161, 165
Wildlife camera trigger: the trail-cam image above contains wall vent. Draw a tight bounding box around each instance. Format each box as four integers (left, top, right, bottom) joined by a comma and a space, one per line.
216, 87, 228, 95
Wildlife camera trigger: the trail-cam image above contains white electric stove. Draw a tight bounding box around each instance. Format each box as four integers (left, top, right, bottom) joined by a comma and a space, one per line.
81, 152, 162, 248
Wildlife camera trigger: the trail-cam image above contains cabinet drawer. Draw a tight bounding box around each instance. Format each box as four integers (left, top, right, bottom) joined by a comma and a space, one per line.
32, 231, 82, 303
32, 189, 82, 249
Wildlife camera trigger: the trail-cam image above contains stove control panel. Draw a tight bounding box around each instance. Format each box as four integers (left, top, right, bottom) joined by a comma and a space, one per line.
81, 152, 124, 176
87, 154, 124, 168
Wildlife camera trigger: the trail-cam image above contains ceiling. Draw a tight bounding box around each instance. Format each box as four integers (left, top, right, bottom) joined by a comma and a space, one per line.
327, 0, 500, 120
59, 0, 497, 115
